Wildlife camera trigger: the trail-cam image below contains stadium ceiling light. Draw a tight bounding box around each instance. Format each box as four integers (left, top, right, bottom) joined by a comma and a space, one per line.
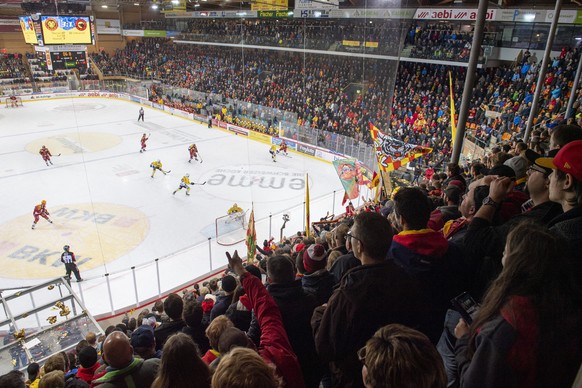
151, 3, 159, 9
172, 0, 179, 4
101, 4, 108, 8
134, 2, 140, 5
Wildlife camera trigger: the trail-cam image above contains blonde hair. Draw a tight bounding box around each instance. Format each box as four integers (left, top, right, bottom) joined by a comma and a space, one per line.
205, 315, 233, 349
39, 370, 65, 388
211, 347, 280, 388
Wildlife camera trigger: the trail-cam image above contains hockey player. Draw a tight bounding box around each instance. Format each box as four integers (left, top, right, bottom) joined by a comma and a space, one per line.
138, 107, 145, 122
32, 200, 53, 229
188, 143, 198, 163
150, 159, 169, 178
173, 174, 192, 196
140, 133, 149, 153
269, 144, 277, 162
227, 203, 244, 223
39, 145, 53, 166
277, 140, 288, 156
61, 245, 82, 282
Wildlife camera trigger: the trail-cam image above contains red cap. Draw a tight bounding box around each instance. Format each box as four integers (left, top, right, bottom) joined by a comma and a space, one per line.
537, 140, 582, 181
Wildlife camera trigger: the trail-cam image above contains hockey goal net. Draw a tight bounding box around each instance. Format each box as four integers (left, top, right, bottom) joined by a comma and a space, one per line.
215, 211, 248, 246
5, 97, 23, 108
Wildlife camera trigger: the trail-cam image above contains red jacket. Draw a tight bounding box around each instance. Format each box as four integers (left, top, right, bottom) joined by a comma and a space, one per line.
76, 363, 100, 383
241, 272, 305, 388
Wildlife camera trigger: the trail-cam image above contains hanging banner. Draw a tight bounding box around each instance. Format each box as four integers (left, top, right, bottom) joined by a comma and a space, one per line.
332, 159, 360, 200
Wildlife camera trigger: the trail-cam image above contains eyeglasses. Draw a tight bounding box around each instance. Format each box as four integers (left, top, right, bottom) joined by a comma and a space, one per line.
357, 346, 366, 365
346, 230, 363, 244
527, 166, 549, 176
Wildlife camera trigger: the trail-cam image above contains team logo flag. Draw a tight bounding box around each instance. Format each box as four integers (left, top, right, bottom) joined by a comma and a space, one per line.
369, 122, 432, 172
332, 159, 360, 200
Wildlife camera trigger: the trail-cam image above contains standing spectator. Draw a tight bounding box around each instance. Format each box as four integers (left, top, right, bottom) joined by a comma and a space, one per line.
76, 347, 100, 384
130, 326, 161, 360
454, 222, 582, 387
312, 212, 425, 388
301, 244, 334, 305
210, 275, 237, 321
154, 294, 186, 351
151, 333, 210, 388
182, 300, 210, 354
201, 315, 233, 365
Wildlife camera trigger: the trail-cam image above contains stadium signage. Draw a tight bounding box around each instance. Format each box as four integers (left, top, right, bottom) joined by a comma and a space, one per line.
295, 0, 338, 10
414, 8, 495, 21
258, 10, 291, 18
297, 144, 316, 156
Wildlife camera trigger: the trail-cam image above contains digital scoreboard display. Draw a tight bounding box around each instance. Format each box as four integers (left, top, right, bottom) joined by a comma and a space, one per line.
40, 15, 95, 45
19, 16, 38, 44
50, 51, 88, 72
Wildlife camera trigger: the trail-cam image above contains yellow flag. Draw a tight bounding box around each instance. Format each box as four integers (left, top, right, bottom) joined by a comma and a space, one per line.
449, 71, 457, 146
305, 173, 310, 238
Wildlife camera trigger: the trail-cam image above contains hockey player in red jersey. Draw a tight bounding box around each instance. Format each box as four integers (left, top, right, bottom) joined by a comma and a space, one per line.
188, 143, 198, 163
32, 200, 53, 229
39, 145, 53, 166
140, 133, 149, 153
278, 140, 288, 156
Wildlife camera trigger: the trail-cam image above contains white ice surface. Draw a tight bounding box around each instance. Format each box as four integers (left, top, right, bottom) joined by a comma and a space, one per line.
0, 98, 357, 319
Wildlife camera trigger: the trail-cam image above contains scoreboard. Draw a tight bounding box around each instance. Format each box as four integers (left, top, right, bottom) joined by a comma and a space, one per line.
22, 15, 96, 46
49, 51, 88, 72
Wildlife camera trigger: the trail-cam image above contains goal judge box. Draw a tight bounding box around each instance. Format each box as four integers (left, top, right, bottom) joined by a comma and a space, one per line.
5, 96, 23, 107
215, 211, 248, 246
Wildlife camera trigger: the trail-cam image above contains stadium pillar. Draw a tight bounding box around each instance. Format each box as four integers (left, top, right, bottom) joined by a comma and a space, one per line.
566, 53, 582, 119
524, 0, 563, 142
451, 0, 488, 165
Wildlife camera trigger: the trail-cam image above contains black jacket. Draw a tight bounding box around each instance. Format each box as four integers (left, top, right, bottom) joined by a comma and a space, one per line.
328, 252, 360, 285
301, 270, 335, 305
154, 319, 186, 351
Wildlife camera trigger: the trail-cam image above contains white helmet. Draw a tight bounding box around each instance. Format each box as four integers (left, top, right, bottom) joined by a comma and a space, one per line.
157, 159, 161, 163
185, 173, 189, 177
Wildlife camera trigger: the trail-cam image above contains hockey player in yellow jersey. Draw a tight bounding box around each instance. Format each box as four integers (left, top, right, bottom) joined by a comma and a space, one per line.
150, 159, 169, 178
227, 203, 244, 224
173, 174, 191, 196
228, 203, 243, 215
269, 144, 277, 162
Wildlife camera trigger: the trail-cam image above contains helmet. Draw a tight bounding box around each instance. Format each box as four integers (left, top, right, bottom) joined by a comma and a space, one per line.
41, 200, 46, 205
185, 173, 189, 177
63, 245, 70, 251
234, 203, 237, 207
157, 159, 161, 163
42, 145, 46, 148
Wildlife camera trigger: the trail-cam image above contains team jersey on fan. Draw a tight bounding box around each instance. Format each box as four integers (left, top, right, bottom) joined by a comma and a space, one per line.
181, 176, 191, 185
151, 161, 162, 169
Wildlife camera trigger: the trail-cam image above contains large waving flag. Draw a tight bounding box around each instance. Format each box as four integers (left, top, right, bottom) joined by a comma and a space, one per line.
332, 158, 360, 200
449, 71, 457, 146
305, 173, 310, 238
246, 207, 256, 263
369, 122, 432, 172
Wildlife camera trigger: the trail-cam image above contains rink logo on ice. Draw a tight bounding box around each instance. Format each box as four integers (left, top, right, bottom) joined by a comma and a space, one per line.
0, 203, 149, 279
207, 167, 305, 190
26, 132, 122, 155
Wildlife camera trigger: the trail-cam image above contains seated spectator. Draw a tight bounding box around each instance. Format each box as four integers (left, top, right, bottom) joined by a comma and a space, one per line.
131, 325, 161, 360
226, 250, 304, 388
360, 324, 446, 388
389, 187, 468, 343
201, 315, 234, 364
154, 294, 186, 350
301, 244, 334, 305
454, 222, 582, 386
0, 370, 25, 388
212, 347, 280, 388
151, 333, 210, 388
182, 299, 210, 354
27, 363, 40, 388
39, 371, 64, 388
76, 346, 100, 384
312, 212, 425, 388
93, 331, 160, 387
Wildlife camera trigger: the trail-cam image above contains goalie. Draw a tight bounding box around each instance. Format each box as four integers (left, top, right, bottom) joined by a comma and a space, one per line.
227, 203, 244, 224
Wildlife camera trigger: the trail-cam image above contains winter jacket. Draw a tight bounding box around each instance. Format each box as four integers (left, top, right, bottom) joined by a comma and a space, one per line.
549, 206, 582, 281
241, 271, 305, 388
301, 269, 335, 305
248, 280, 322, 388
154, 319, 186, 351
92, 358, 160, 388
389, 229, 469, 343
329, 252, 360, 286
77, 363, 100, 384
182, 325, 210, 354
312, 262, 425, 388
210, 293, 233, 321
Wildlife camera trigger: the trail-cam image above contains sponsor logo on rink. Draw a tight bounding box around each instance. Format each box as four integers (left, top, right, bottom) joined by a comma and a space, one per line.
297, 144, 316, 156
203, 166, 305, 191
0, 203, 149, 279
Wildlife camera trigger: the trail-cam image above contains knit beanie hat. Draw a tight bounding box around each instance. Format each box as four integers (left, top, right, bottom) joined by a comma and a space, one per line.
220, 275, 237, 293
303, 244, 327, 273
78, 346, 98, 368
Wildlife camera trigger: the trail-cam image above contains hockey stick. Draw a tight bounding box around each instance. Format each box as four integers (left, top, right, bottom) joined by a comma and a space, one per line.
199, 154, 203, 163
163, 170, 171, 174
55, 153, 61, 157
191, 181, 206, 185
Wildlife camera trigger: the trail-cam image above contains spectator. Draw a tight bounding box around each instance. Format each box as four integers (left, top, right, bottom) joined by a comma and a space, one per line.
312, 212, 425, 388
210, 275, 237, 321
328, 229, 360, 285
76, 346, 100, 384
212, 347, 280, 388
182, 299, 210, 354
27, 363, 40, 388
201, 315, 233, 364
389, 187, 468, 343
0, 370, 25, 388
39, 371, 65, 388
154, 294, 186, 350
454, 222, 582, 387
151, 333, 210, 388
325, 224, 349, 270
301, 244, 334, 305
93, 332, 160, 387
549, 123, 582, 150
361, 324, 446, 388
131, 325, 161, 360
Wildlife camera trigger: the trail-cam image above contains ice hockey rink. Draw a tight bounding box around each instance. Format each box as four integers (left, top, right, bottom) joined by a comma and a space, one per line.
0, 97, 352, 318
